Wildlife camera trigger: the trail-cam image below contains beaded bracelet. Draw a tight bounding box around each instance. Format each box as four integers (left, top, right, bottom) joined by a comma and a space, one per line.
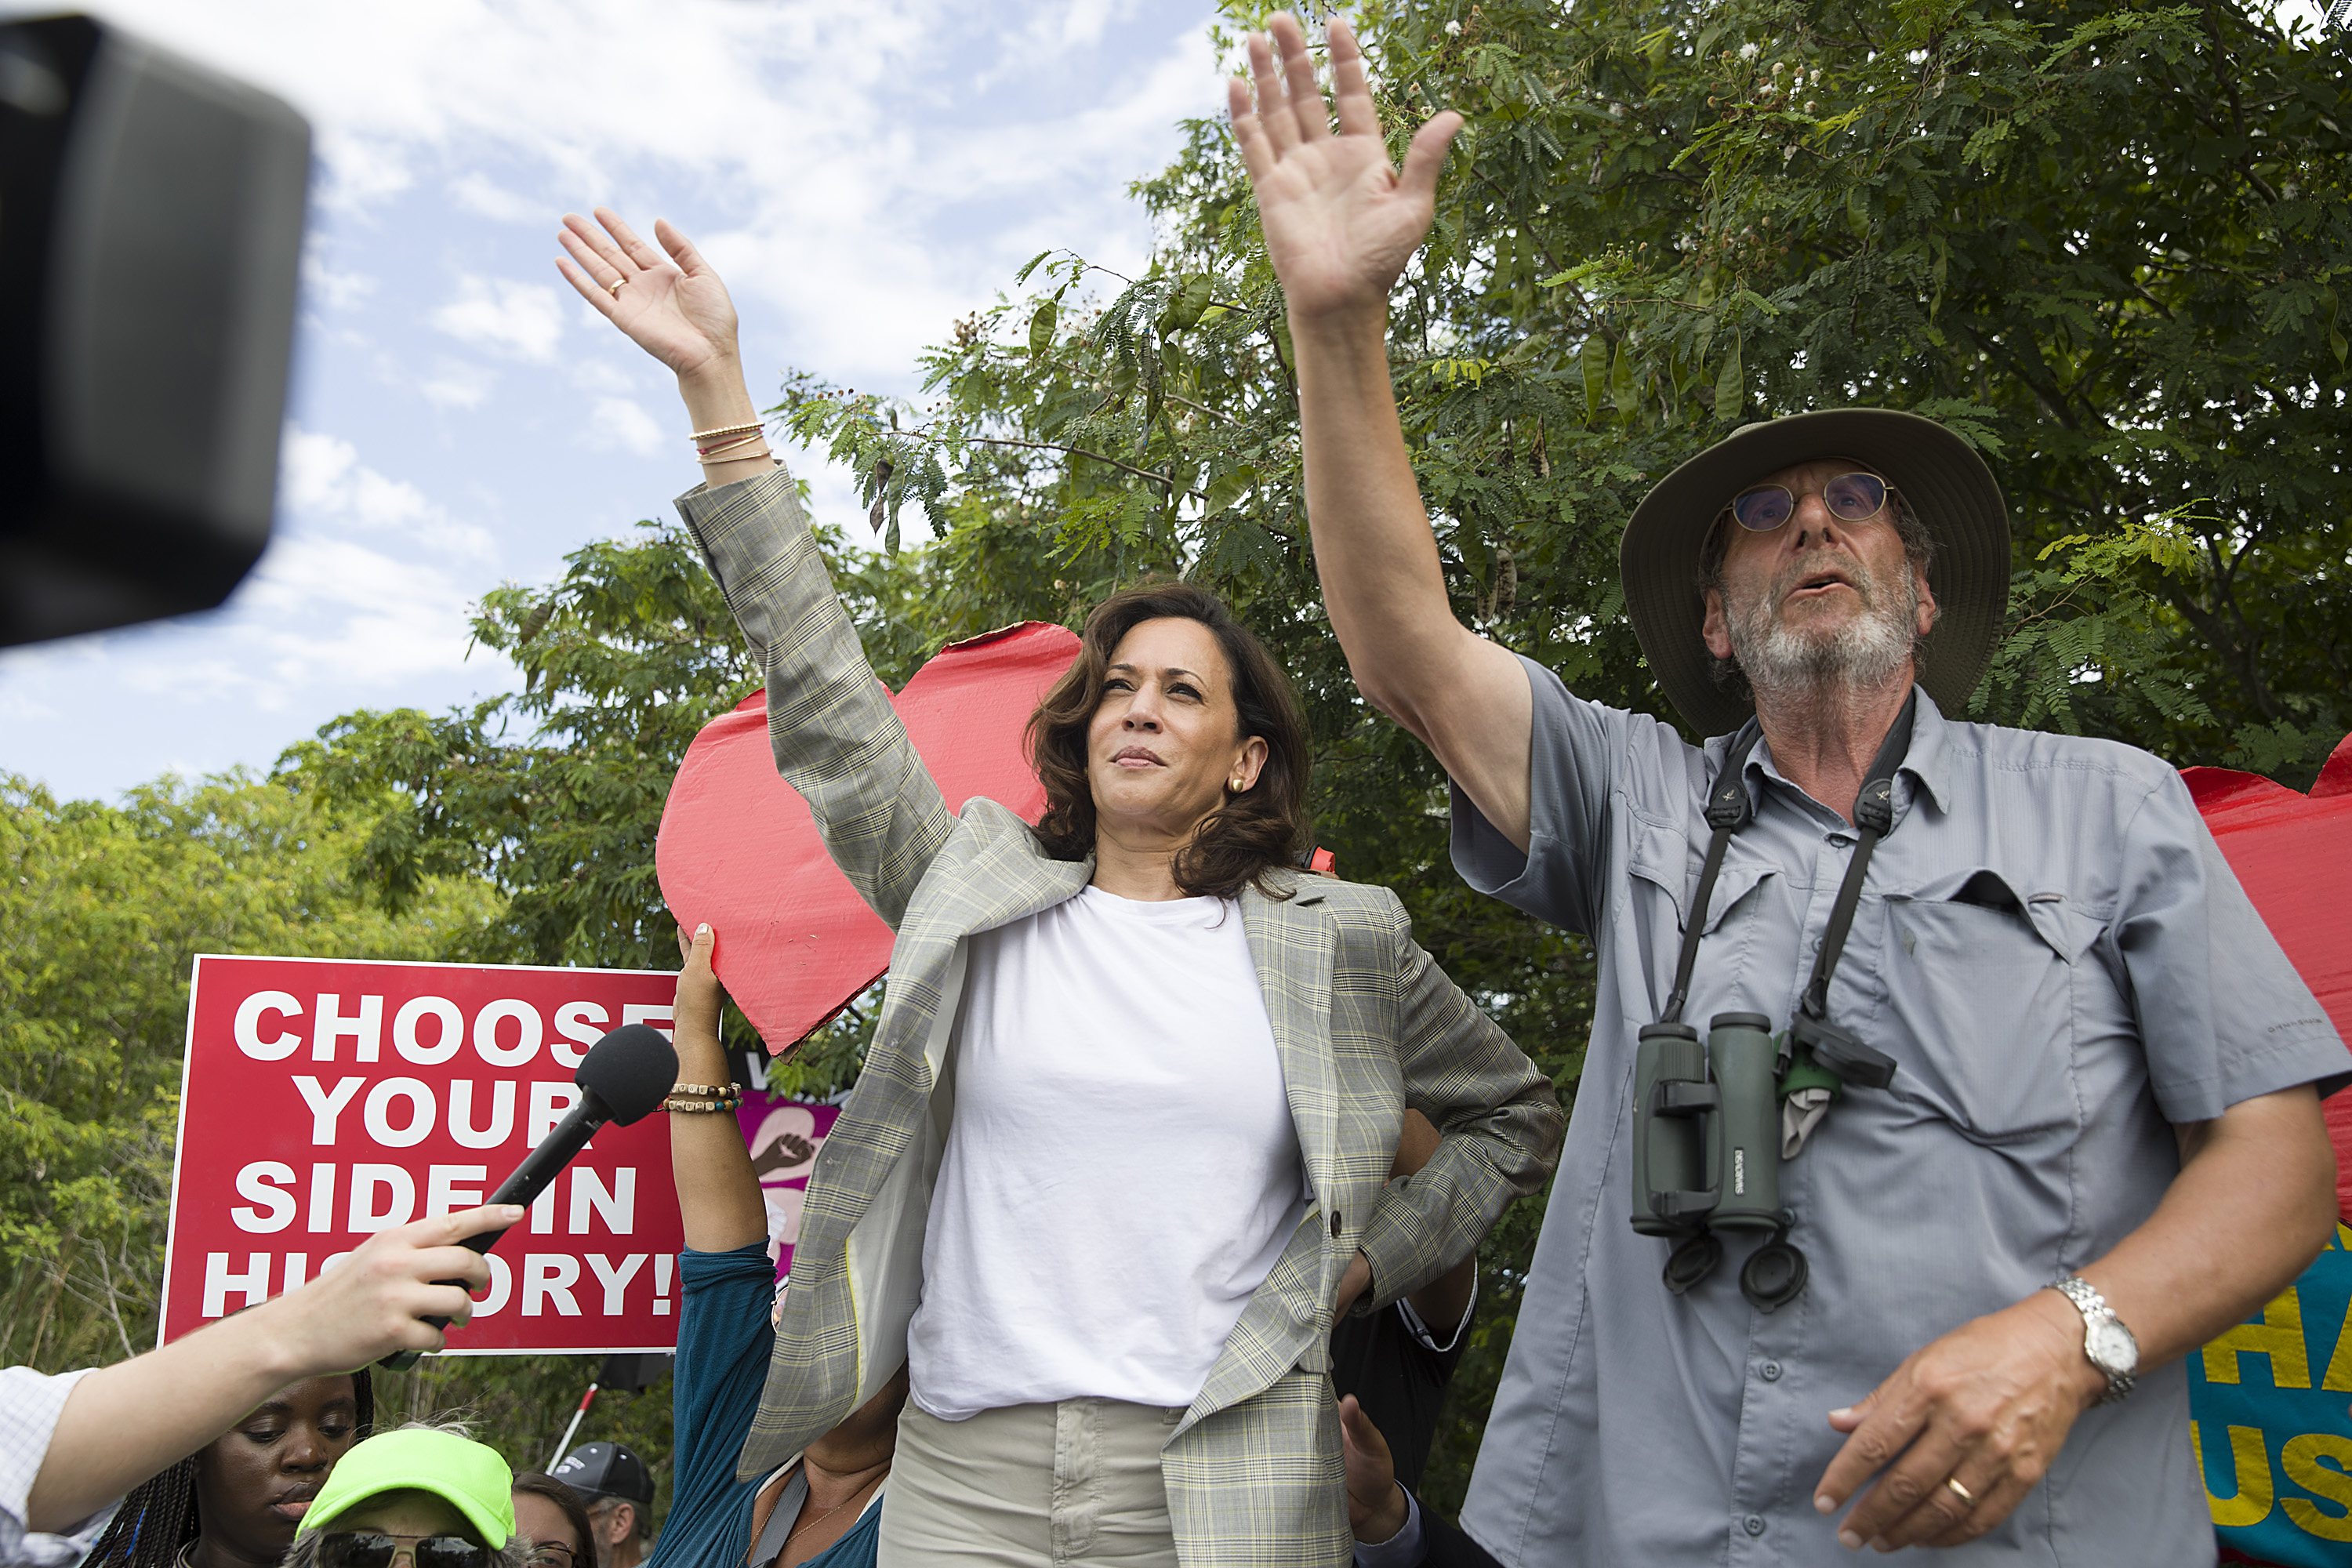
688, 420, 764, 445
664, 1082, 742, 1114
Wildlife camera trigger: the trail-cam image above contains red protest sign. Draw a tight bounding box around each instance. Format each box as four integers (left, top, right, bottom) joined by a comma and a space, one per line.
162, 954, 688, 1354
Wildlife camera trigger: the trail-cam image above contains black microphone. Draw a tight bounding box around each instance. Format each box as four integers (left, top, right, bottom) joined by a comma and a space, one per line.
379, 1023, 679, 1370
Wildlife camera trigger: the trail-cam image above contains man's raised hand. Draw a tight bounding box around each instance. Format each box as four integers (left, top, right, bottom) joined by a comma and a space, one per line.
557, 207, 742, 382
1229, 13, 1461, 325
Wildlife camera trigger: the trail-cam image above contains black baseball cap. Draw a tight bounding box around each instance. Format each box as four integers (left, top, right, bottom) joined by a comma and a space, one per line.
549, 1441, 654, 1508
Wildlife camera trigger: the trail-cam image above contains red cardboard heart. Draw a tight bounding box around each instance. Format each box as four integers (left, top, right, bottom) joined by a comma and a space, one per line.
2184, 732, 2352, 1218
657, 621, 1080, 1054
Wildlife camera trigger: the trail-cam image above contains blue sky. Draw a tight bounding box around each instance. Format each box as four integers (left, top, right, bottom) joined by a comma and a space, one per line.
1, 0, 1230, 804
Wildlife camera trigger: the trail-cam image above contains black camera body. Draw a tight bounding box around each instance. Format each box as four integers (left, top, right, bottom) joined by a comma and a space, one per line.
0, 13, 309, 647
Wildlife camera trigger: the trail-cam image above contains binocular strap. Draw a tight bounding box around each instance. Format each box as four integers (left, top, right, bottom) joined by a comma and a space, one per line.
1642, 695, 1921, 1305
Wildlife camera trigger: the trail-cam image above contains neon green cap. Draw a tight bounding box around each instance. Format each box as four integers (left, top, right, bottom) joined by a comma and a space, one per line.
298, 1428, 516, 1547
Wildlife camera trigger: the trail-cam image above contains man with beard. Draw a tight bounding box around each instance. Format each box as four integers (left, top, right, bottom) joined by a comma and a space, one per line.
1228, 13, 2349, 1563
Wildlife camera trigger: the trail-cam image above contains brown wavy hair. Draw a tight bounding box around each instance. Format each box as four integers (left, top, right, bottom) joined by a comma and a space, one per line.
1028, 582, 1309, 900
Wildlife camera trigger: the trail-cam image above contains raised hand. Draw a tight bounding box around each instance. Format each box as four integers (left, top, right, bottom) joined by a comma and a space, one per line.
1229, 13, 1462, 325
557, 207, 742, 381
675, 920, 725, 1048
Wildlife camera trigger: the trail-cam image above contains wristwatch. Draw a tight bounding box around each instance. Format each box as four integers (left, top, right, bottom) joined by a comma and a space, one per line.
2050, 1274, 2138, 1404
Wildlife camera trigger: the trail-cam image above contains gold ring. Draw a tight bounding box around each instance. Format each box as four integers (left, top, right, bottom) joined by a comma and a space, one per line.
1945, 1476, 1976, 1507
606, 276, 626, 296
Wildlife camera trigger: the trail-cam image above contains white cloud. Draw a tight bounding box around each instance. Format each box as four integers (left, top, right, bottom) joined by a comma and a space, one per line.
2, 431, 503, 730
449, 172, 543, 224
590, 397, 666, 458
59, 0, 1225, 386
430, 275, 566, 362
0, 685, 56, 723
301, 245, 377, 311
224, 533, 483, 699
568, 358, 640, 396
419, 365, 496, 410
281, 426, 496, 561
313, 127, 416, 212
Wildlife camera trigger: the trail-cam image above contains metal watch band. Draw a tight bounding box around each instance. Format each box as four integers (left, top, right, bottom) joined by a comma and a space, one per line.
2053, 1274, 2137, 1404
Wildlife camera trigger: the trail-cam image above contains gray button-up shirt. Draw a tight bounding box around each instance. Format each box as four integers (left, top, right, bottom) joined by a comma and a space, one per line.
1454, 659, 2349, 1566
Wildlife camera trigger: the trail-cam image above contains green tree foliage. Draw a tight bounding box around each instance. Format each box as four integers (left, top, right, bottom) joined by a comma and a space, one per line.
281, 524, 763, 971
806, 0, 2348, 779
0, 775, 495, 1369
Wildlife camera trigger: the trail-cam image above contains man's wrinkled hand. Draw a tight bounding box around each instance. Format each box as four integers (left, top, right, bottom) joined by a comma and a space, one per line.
1227, 13, 1461, 325
1341, 1394, 1409, 1544
1813, 1290, 2103, 1550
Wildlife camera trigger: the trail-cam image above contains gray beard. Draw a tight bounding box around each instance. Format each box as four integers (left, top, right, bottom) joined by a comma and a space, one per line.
1726, 562, 1918, 702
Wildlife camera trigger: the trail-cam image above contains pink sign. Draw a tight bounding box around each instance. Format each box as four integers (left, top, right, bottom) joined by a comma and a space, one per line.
735, 1091, 842, 1285
162, 954, 688, 1354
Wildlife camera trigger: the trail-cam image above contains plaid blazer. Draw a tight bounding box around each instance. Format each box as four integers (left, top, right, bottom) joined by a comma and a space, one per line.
677, 466, 1563, 1568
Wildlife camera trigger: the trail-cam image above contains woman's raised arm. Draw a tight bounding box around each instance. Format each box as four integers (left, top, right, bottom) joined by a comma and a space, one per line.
556, 206, 773, 488
554, 206, 956, 926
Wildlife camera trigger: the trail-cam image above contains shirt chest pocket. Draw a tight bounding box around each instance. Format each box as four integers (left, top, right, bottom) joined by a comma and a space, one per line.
1626, 819, 1777, 969
1881, 869, 2104, 1142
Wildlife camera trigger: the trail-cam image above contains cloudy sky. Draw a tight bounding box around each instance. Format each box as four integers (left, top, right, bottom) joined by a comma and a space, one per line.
1, 0, 1230, 803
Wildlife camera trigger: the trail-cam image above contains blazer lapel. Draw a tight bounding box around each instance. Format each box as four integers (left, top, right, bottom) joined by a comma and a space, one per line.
1173, 880, 1338, 1439
899, 802, 1094, 977
1242, 880, 1338, 1203
800, 808, 1089, 1249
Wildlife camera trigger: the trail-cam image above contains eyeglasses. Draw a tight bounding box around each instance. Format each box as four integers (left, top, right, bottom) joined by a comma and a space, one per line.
1724, 473, 1889, 532
524, 1545, 576, 1568
318, 1533, 493, 1568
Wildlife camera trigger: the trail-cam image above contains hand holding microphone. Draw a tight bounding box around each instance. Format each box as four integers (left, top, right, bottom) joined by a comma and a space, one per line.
379, 1022, 681, 1370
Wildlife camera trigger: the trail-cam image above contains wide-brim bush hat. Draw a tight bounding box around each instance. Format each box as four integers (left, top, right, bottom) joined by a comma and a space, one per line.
296, 1428, 515, 1547
1620, 408, 2011, 737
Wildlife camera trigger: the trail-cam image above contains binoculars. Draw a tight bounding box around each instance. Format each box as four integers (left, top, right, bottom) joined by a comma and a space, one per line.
1632, 1011, 1782, 1234
1632, 1011, 1806, 1309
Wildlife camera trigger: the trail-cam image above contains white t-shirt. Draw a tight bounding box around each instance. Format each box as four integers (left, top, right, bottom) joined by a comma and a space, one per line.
906, 885, 1306, 1420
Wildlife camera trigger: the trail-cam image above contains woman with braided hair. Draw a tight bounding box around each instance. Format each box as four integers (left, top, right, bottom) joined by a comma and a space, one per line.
80, 1371, 373, 1568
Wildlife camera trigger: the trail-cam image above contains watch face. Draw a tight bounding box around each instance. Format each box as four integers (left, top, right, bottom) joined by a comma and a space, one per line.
2089, 1319, 2138, 1374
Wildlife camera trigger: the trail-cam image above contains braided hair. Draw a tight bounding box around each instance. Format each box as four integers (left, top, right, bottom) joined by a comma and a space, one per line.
82, 1369, 376, 1568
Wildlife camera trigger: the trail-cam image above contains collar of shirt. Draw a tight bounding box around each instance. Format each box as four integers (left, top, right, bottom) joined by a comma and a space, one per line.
1723, 684, 1956, 833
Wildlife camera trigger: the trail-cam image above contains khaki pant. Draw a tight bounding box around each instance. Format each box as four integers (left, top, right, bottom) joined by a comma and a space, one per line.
876, 1397, 1183, 1567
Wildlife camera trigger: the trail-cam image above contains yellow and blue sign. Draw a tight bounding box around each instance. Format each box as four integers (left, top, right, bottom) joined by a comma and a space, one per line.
2191, 1222, 2352, 1564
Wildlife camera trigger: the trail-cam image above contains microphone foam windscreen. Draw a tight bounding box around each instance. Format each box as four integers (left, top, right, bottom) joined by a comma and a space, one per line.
576, 1024, 681, 1126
